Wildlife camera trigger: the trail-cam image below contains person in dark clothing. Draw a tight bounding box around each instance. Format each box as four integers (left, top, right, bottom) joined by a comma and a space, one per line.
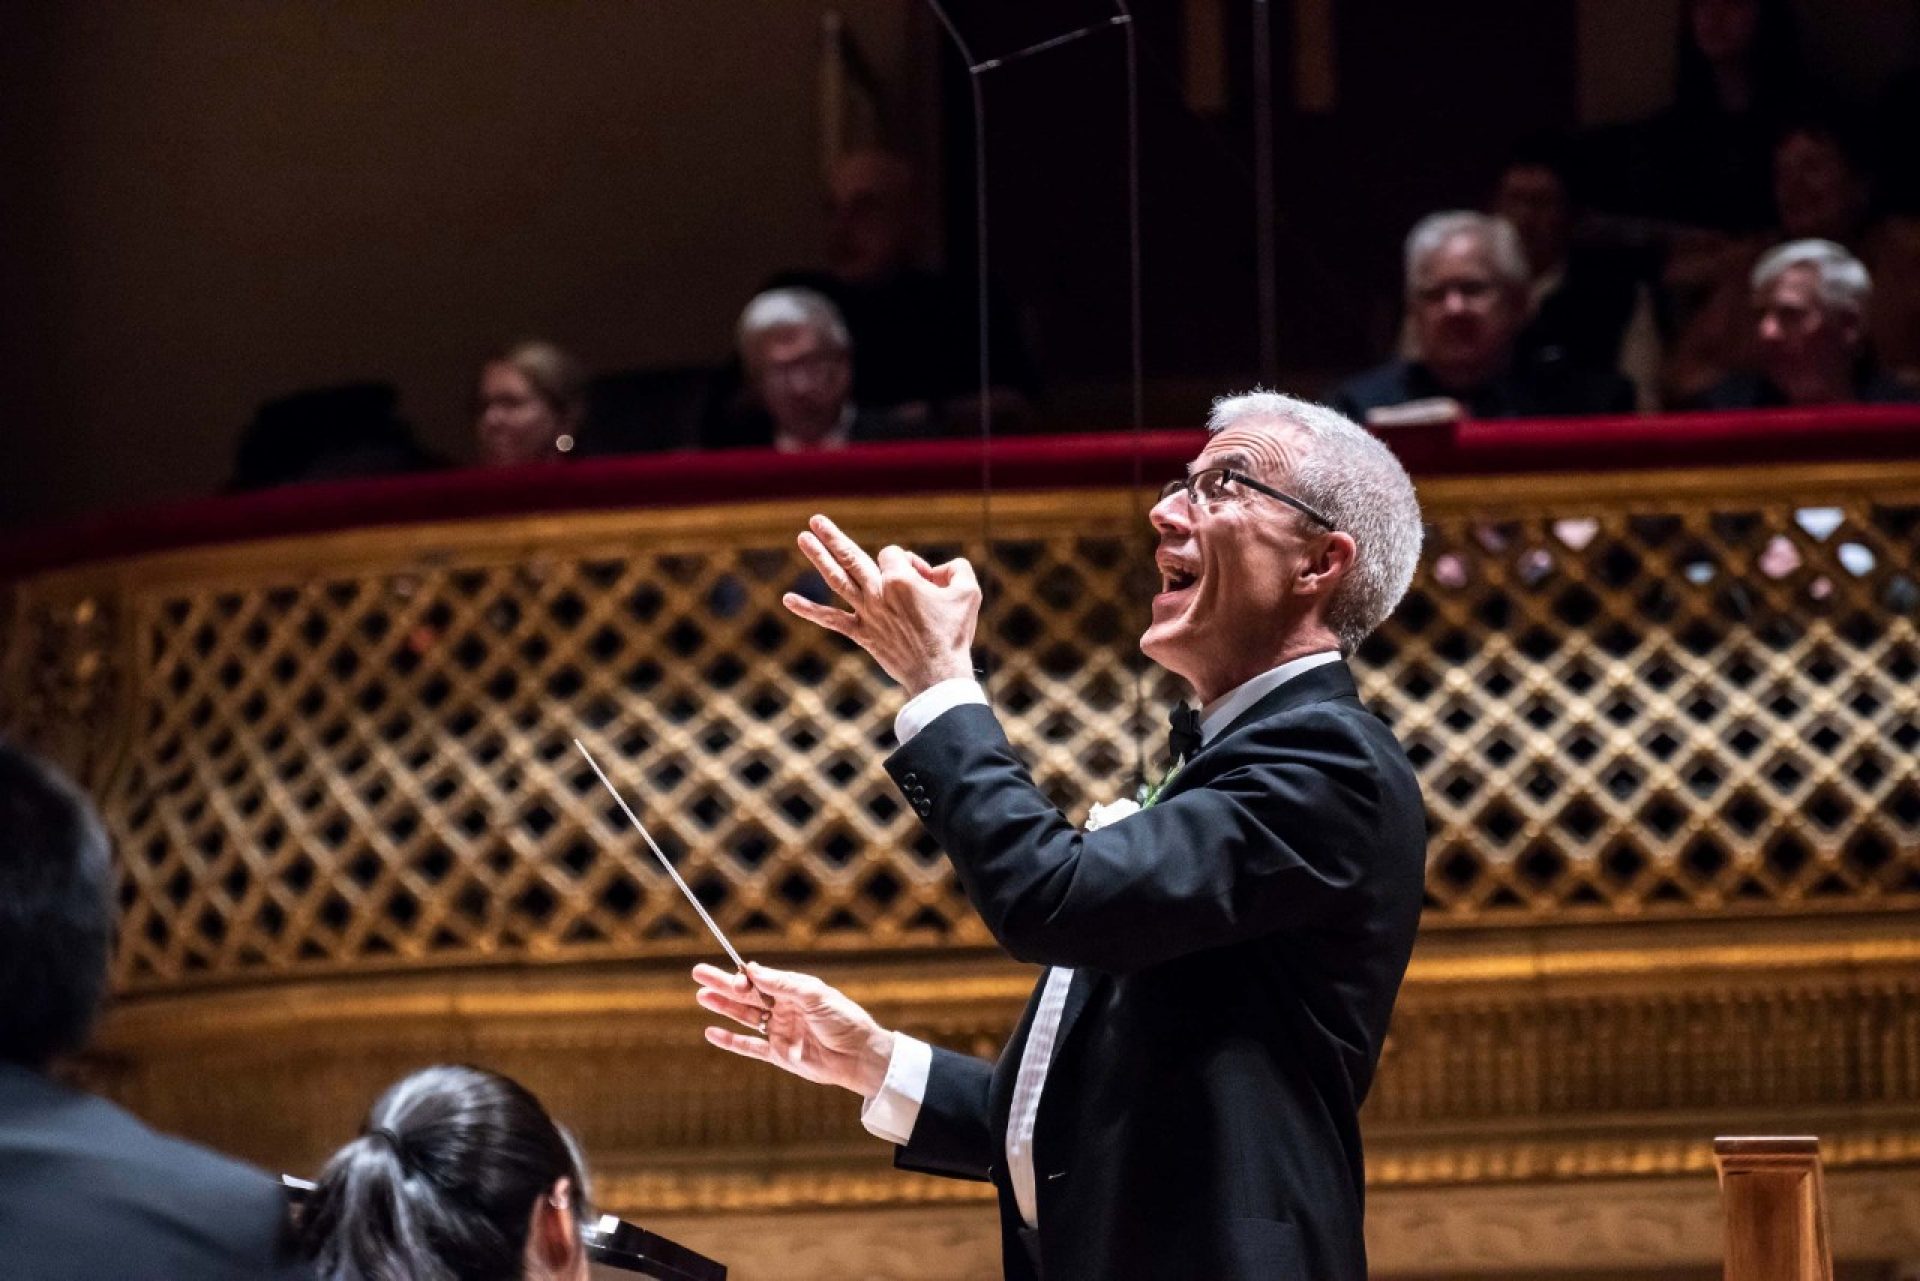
1597, 0, 1805, 234
1331, 212, 1636, 422
785, 149, 1037, 411
1667, 120, 1920, 401
1493, 141, 1659, 401
301, 1064, 592, 1281
0, 741, 308, 1280
1694, 238, 1920, 408
228, 383, 443, 491
702, 150, 1037, 445
695, 392, 1428, 1280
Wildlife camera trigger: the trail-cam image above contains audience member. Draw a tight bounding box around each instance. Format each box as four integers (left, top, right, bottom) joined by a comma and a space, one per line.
1593, 0, 1805, 235
1665, 121, 1920, 402
0, 741, 308, 1280
1332, 212, 1635, 423
1695, 240, 1919, 408
301, 1064, 590, 1281
764, 148, 1038, 422
1493, 142, 1661, 406
475, 341, 590, 466
709, 288, 930, 451
229, 383, 442, 491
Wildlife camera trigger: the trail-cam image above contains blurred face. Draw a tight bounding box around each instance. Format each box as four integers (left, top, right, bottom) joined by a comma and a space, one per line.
749, 326, 852, 444
1142, 421, 1334, 703
1690, 0, 1758, 64
826, 153, 915, 283
476, 362, 565, 466
1774, 131, 1868, 241
1411, 233, 1524, 387
1494, 165, 1570, 277
1754, 264, 1859, 402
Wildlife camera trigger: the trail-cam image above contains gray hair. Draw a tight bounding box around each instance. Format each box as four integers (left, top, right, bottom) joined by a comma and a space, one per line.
1206, 391, 1424, 654
735, 288, 851, 360
1404, 211, 1529, 292
1750, 239, 1872, 316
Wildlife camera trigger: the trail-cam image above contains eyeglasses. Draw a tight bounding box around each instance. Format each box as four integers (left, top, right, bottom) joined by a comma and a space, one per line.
763, 352, 847, 387
1159, 467, 1337, 530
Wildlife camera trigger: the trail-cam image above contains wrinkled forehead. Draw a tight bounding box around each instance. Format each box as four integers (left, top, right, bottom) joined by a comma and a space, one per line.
1195, 420, 1305, 482
1756, 263, 1824, 308
1414, 233, 1497, 284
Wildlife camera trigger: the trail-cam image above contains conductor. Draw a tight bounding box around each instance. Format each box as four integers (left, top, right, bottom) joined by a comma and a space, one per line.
694, 391, 1428, 1280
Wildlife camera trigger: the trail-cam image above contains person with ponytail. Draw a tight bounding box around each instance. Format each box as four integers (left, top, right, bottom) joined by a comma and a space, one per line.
301, 1064, 591, 1281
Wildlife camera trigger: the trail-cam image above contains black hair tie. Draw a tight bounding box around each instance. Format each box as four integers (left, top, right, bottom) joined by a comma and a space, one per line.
368, 1126, 411, 1167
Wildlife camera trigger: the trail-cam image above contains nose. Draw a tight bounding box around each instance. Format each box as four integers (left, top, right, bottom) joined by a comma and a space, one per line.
1442, 287, 1472, 316
1759, 312, 1782, 342
1149, 488, 1192, 538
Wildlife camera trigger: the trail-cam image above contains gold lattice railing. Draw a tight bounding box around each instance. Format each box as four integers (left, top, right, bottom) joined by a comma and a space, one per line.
3, 446, 1919, 995
8, 428, 1920, 1272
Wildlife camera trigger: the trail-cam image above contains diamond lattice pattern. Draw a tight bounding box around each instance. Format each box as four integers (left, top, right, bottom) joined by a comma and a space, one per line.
9, 490, 1918, 991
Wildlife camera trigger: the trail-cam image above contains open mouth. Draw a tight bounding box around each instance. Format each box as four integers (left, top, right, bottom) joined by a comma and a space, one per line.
1157, 556, 1199, 597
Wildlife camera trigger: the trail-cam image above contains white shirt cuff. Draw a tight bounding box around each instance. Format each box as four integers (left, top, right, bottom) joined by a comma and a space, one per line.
893, 678, 987, 746
859, 1033, 932, 1145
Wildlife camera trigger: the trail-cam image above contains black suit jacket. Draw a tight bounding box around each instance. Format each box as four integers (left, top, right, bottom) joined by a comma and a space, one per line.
883, 662, 1426, 1281
1329, 353, 1635, 422
701, 404, 939, 452
0, 1063, 308, 1280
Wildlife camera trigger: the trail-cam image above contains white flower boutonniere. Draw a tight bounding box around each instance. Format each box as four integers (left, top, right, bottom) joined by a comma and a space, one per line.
1085, 797, 1142, 831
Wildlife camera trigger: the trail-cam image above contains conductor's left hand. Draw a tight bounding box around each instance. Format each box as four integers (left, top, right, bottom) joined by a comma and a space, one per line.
783, 514, 981, 697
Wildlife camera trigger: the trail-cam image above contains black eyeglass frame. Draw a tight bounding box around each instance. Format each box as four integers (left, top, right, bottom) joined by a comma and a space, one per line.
1160, 468, 1338, 531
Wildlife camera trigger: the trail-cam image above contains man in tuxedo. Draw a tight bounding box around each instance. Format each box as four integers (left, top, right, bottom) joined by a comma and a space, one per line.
694, 392, 1427, 1279
0, 741, 308, 1280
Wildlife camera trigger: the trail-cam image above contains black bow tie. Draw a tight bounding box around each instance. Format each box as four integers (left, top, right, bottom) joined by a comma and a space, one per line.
1168, 703, 1202, 766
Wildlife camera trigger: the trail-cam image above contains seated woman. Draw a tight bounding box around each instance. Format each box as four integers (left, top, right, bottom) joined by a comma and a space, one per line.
474, 341, 589, 466
301, 1064, 590, 1281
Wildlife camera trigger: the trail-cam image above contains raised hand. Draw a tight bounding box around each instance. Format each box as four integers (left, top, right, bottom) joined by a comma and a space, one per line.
782, 514, 981, 697
693, 962, 896, 1098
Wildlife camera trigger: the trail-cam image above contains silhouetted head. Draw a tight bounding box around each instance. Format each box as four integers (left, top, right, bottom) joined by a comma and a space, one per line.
1493, 138, 1577, 279
1677, 0, 1801, 115
0, 741, 113, 1071
302, 1065, 591, 1281
1773, 121, 1872, 243
825, 150, 917, 283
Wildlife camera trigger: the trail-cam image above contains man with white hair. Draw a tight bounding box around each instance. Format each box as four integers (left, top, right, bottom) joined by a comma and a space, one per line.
1332, 210, 1634, 422
711, 287, 912, 451
692, 393, 1428, 1280
1698, 238, 1920, 407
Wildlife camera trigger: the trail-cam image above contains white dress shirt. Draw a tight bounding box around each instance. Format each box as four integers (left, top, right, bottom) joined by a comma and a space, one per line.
860, 649, 1342, 1228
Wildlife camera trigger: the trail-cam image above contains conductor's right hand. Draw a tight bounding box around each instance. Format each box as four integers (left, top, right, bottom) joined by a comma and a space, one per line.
693, 962, 895, 1098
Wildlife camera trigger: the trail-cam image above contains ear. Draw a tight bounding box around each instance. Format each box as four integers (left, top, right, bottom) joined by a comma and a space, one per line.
1295, 531, 1357, 599
531, 1177, 583, 1277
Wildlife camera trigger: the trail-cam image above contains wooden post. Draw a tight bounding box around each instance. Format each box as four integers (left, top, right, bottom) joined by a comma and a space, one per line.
1714, 1136, 1834, 1281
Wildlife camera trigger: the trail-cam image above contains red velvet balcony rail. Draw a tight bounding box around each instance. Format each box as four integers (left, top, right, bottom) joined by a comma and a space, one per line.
4, 407, 1918, 582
